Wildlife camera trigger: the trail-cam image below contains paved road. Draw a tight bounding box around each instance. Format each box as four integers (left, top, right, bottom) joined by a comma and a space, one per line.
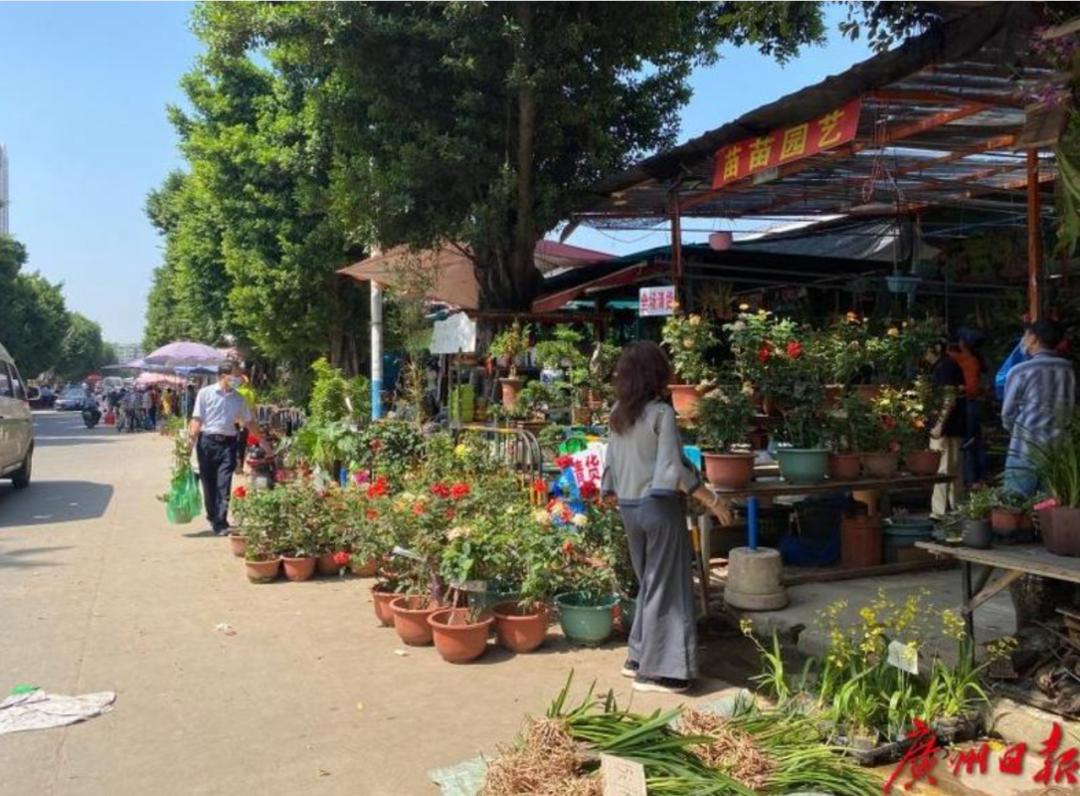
0, 412, 730, 795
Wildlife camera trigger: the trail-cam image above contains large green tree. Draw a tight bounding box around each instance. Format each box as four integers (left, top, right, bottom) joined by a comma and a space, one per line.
54, 312, 112, 382
193, 2, 825, 311
0, 235, 70, 378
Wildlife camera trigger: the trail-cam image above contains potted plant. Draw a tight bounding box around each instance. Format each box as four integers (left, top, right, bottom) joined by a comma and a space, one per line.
1031, 415, 1080, 556
278, 481, 319, 582
814, 315, 868, 403
491, 508, 558, 654
960, 486, 996, 549
552, 527, 619, 646
228, 485, 250, 557
723, 309, 804, 414
775, 404, 830, 485
661, 312, 717, 418
857, 388, 904, 479
991, 490, 1032, 537
825, 393, 872, 481
695, 386, 756, 488
239, 488, 284, 583
427, 604, 494, 663
533, 325, 591, 425
897, 379, 944, 476
488, 320, 531, 409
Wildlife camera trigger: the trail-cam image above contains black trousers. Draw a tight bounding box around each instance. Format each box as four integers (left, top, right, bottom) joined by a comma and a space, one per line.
196, 433, 237, 532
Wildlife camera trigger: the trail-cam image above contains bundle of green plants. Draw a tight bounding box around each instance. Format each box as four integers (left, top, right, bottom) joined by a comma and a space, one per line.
1030, 411, 1080, 507
480, 673, 879, 796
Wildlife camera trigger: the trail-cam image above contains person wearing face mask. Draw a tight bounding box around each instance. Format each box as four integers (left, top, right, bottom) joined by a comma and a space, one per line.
1002, 320, 1076, 497
187, 362, 272, 535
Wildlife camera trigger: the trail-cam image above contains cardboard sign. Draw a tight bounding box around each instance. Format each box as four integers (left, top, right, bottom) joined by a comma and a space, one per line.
887, 640, 919, 675
430, 312, 477, 354
638, 286, 676, 317
711, 99, 862, 189
567, 442, 606, 489
601, 754, 647, 796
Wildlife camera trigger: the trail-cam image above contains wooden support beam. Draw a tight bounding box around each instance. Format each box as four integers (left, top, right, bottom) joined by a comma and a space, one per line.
671, 195, 684, 306
1028, 149, 1042, 320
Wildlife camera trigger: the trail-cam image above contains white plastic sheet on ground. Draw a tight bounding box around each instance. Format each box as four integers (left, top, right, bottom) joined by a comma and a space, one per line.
0, 689, 116, 735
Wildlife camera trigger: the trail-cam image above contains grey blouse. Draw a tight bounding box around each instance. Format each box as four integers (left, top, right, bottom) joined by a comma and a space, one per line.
602, 400, 702, 505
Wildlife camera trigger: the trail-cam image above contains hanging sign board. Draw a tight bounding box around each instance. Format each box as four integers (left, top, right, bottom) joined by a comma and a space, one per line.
430, 312, 477, 354
711, 98, 862, 189
638, 285, 676, 317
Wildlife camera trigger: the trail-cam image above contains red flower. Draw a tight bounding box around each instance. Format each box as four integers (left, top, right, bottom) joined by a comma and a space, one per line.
450, 482, 470, 500
786, 341, 802, 359
332, 551, 350, 567
370, 439, 383, 453
555, 455, 573, 470
546, 498, 558, 512
368, 475, 389, 498
757, 344, 772, 364
579, 481, 599, 500
430, 483, 451, 499
232, 485, 247, 500
444, 508, 456, 521
532, 478, 548, 496
561, 539, 574, 555
560, 506, 573, 523
412, 502, 426, 517
365, 508, 379, 521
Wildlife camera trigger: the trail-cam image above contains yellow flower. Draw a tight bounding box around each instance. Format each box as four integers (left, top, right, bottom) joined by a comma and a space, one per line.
682, 337, 694, 349
454, 443, 468, 458
739, 618, 754, 637
532, 508, 551, 526
739, 303, 750, 312
446, 526, 471, 541
887, 327, 900, 338
688, 314, 702, 326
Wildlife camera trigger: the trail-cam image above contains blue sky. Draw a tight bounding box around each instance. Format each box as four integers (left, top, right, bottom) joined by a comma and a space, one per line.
0, 3, 872, 343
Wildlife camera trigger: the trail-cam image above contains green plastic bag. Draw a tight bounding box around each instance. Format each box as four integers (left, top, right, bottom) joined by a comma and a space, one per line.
165, 469, 202, 524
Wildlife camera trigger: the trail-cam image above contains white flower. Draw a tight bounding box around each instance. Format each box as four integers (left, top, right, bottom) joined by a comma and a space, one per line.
533, 509, 552, 526
571, 514, 589, 527
447, 526, 471, 541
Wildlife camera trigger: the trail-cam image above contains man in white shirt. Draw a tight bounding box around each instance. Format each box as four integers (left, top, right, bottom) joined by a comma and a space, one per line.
187, 362, 271, 534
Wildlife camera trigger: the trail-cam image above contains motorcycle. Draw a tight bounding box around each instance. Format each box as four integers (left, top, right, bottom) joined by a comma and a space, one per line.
82, 402, 102, 429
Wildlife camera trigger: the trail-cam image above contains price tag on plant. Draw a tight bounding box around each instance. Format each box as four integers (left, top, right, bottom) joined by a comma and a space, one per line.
600, 754, 646, 796
886, 639, 919, 675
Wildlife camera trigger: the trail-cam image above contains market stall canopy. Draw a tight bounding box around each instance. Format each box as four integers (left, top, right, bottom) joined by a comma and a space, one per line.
134, 372, 185, 388
338, 240, 613, 309
571, 3, 1067, 227
142, 341, 227, 369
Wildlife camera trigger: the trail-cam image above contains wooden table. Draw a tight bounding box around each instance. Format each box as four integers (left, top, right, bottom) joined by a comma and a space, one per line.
915, 542, 1080, 637
710, 472, 954, 501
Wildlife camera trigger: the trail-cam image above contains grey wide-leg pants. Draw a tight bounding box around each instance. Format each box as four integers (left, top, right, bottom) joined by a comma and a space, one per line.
619, 496, 697, 681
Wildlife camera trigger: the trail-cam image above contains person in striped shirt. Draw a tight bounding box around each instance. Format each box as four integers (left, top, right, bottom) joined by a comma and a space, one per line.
1001, 320, 1075, 497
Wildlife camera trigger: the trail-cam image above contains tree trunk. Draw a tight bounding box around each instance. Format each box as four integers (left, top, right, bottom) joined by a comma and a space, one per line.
509, 2, 541, 310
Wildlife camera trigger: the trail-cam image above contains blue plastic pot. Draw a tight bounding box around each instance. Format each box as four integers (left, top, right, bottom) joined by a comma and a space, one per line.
775, 448, 829, 485
555, 592, 618, 645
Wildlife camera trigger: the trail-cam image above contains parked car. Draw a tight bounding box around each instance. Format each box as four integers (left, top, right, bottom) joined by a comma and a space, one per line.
0, 342, 34, 488
55, 387, 89, 411
28, 385, 55, 409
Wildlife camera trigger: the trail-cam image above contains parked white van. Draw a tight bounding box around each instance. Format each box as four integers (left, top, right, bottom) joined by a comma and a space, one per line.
0, 342, 33, 488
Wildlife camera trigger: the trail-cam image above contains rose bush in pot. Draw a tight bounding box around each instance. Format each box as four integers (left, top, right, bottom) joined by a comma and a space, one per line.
695, 386, 756, 489
239, 488, 285, 583
661, 312, 717, 418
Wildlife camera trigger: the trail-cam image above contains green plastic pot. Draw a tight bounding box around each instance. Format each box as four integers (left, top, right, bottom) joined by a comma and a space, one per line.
619, 597, 637, 635
555, 592, 618, 645
775, 448, 829, 485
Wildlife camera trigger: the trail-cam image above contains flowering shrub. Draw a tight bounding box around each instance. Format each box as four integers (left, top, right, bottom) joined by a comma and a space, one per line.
661, 313, 718, 386
695, 385, 755, 451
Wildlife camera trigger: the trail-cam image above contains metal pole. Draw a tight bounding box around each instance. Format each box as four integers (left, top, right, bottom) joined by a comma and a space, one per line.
370, 280, 384, 420
671, 194, 684, 307
1027, 150, 1042, 321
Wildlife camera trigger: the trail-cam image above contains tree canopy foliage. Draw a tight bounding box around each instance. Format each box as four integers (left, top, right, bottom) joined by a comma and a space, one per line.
54, 313, 114, 383
188, 1, 826, 311
0, 235, 70, 378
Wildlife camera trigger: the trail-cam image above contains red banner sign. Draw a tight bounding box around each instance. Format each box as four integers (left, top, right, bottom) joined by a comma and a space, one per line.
711, 99, 862, 189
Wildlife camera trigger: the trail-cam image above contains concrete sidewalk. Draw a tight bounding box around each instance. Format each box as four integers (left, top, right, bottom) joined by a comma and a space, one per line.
0, 413, 742, 795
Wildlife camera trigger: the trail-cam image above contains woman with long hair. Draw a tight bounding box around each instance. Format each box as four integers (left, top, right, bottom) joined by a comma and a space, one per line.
602, 341, 726, 694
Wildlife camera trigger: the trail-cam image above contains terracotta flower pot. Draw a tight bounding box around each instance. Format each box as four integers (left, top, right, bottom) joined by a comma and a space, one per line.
668, 384, 704, 419
492, 601, 548, 653
282, 556, 316, 582
245, 557, 281, 583
428, 608, 494, 663
856, 384, 883, 401
702, 451, 754, 489
316, 553, 339, 576
228, 533, 247, 558
390, 595, 441, 645
823, 385, 845, 407
350, 557, 378, 578
861, 451, 899, 479
1041, 507, 1080, 557
991, 508, 1024, 535
499, 377, 522, 409
840, 514, 883, 568
372, 587, 403, 627
905, 449, 942, 476
828, 452, 862, 481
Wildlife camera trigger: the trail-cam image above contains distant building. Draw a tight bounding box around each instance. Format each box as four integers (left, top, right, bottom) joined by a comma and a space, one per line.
111, 343, 144, 364
0, 143, 8, 235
